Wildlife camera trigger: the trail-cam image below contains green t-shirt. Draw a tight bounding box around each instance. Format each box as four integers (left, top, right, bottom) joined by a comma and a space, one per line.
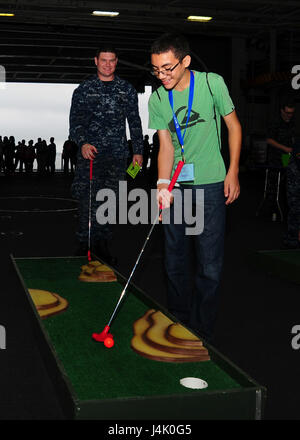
148, 71, 235, 185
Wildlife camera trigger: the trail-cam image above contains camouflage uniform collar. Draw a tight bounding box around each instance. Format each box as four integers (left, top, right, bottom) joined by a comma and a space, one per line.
94, 74, 120, 86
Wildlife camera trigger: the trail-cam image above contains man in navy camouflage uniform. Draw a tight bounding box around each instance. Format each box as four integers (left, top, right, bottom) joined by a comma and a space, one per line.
69, 46, 143, 263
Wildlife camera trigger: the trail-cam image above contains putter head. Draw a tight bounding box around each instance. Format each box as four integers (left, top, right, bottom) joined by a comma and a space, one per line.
92, 325, 113, 342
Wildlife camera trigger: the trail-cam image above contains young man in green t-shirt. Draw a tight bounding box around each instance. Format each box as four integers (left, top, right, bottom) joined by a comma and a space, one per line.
148, 33, 242, 342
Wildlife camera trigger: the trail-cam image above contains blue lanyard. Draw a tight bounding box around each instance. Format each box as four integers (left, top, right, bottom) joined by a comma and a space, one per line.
168, 70, 194, 155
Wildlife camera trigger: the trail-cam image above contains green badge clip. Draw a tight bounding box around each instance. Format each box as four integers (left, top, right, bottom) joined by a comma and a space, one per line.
126, 162, 141, 179
281, 153, 290, 167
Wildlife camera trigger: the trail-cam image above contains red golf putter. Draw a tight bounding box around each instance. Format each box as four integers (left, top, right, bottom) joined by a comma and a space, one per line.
87, 159, 93, 262
92, 325, 113, 343
92, 160, 185, 347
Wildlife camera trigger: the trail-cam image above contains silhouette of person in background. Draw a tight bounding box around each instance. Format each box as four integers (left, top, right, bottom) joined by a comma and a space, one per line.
62, 136, 74, 174
35, 138, 43, 174
47, 137, 56, 175
5, 136, 15, 175
39, 140, 48, 175
2, 136, 9, 174
25, 140, 36, 174
14, 139, 27, 172
15, 141, 21, 170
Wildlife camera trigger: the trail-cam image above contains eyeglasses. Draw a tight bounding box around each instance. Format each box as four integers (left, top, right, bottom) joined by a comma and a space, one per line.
283, 109, 295, 116
150, 61, 181, 77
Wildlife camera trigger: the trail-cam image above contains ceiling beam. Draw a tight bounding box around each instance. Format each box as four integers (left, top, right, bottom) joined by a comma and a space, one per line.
0, 1, 297, 21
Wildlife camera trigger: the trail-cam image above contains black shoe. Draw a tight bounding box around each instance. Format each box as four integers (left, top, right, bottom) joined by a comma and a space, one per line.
93, 239, 117, 266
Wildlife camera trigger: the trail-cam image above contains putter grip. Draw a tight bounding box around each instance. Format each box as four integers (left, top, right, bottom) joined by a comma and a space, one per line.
89, 159, 93, 180
159, 160, 184, 212
168, 160, 184, 191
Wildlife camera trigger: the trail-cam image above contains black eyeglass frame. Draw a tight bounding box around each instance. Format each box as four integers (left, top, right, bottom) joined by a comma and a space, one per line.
150, 60, 181, 77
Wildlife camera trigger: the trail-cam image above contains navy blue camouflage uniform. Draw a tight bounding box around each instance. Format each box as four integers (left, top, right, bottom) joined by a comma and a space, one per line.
69, 74, 143, 246
286, 142, 300, 248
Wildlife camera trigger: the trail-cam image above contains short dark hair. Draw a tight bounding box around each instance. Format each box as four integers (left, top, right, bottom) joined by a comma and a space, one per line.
95, 46, 118, 58
280, 95, 296, 109
150, 33, 190, 60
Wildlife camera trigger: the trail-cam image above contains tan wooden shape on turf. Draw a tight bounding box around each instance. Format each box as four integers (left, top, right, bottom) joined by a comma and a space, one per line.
131, 310, 209, 363
144, 311, 209, 358
28, 289, 69, 319
166, 323, 204, 347
79, 260, 117, 282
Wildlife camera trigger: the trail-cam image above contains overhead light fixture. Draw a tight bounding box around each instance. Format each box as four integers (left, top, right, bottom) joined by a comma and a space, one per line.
187, 16, 212, 22
92, 11, 119, 17
0, 12, 15, 16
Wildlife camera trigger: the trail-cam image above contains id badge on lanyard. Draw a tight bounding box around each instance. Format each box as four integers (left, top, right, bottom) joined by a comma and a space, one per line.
168, 70, 195, 183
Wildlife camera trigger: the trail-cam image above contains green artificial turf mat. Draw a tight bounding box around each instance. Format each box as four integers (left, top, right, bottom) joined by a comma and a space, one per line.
16, 257, 243, 401
259, 249, 300, 265
256, 249, 300, 284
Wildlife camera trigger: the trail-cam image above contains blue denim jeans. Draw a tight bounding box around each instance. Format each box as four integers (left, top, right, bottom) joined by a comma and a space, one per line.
163, 181, 226, 341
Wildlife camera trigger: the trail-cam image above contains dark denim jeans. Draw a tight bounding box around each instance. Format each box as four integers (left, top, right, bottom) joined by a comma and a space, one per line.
163, 181, 226, 341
